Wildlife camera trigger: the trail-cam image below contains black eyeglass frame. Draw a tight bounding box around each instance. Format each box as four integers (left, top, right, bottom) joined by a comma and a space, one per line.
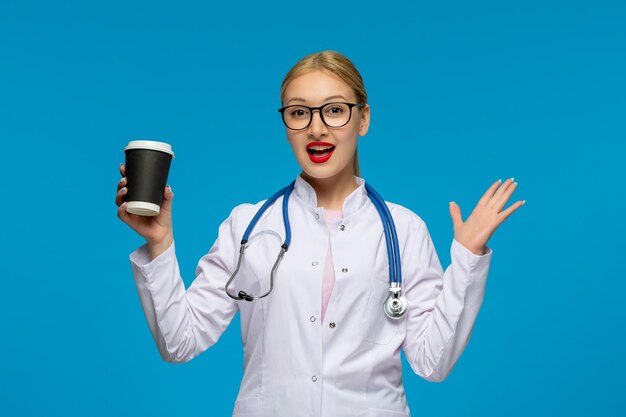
277, 102, 365, 130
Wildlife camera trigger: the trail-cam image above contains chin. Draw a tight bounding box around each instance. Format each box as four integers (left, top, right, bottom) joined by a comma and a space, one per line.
300, 164, 352, 182
301, 170, 336, 180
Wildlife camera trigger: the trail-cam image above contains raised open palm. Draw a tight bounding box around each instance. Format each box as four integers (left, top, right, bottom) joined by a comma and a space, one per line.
449, 178, 524, 255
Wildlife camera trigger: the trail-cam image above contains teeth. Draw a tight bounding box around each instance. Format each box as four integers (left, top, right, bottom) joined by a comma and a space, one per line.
309, 146, 334, 151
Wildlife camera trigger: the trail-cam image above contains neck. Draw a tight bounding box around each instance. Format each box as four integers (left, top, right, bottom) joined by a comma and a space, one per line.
300, 169, 358, 211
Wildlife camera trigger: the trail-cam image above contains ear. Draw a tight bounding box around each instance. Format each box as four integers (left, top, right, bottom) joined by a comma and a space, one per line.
358, 104, 370, 137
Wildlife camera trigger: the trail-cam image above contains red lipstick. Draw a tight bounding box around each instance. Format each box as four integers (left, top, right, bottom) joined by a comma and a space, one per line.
306, 141, 335, 164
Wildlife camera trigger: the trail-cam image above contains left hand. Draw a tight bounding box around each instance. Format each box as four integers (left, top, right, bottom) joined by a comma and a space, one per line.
449, 178, 524, 256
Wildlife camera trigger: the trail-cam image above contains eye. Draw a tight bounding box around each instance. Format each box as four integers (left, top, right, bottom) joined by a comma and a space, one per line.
289, 106, 310, 118
324, 103, 347, 117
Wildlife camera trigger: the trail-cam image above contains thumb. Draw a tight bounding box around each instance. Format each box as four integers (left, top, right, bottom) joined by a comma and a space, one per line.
161, 185, 174, 213
449, 201, 463, 229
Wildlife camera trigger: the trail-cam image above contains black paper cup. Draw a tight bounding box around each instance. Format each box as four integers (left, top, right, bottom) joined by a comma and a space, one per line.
123, 140, 175, 216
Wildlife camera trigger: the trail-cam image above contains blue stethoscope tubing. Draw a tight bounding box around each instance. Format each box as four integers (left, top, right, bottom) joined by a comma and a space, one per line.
224, 180, 409, 319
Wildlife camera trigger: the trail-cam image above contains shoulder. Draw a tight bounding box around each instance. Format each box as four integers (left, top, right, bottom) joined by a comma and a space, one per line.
381, 200, 436, 251
224, 200, 265, 222
228, 200, 265, 220
219, 199, 270, 237
384, 200, 427, 232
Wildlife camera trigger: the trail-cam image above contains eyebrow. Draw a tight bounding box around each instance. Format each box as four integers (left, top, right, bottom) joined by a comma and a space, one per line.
286, 95, 348, 104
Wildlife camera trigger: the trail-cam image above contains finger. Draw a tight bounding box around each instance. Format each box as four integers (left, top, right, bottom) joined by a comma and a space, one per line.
497, 200, 525, 223
493, 181, 518, 212
160, 185, 174, 213
489, 178, 515, 208
119, 163, 126, 177
449, 201, 463, 229
115, 186, 127, 207
117, 200, 130, 223
117, 176, 126, 192
478, 180, 502, 206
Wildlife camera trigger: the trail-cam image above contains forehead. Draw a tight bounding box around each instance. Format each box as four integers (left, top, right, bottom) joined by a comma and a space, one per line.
283, 70, 355, 104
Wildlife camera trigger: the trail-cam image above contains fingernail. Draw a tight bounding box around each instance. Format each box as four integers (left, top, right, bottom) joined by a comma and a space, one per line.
522, 200, 526, 205
498, 179, 502, 183
121, 201, 127, 207
167, 185, 172, 191
510, 177, 515, 182
119, 177, 126, 184
121, 187, 127, 193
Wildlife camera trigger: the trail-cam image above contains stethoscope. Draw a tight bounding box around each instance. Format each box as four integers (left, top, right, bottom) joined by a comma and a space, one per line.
224, 180, 408, 319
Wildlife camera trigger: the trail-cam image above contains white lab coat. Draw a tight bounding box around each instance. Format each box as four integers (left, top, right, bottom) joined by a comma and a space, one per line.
129, 174, 493, 417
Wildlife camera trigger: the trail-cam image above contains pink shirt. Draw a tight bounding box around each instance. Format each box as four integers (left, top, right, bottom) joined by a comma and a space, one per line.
321, 209, 343, 323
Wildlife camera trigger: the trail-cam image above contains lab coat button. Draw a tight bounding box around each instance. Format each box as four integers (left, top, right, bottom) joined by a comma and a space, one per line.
311, 376, 318, 382
310, 316, 316, 322
329, 322, 336, 328
312, 261, 318, 266
341, 268, 348, 273
315, 213, 320, 220
339, 224, 346, 231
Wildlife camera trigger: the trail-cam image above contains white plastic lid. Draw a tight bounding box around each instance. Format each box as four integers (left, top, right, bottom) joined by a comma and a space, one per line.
125, 201, 161, 216
124, 140, 175, 158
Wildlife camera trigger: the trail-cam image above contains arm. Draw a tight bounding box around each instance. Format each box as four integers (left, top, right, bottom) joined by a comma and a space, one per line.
128, 207, 240, 364
401, 217, 492, 382
403, 178, 522, 381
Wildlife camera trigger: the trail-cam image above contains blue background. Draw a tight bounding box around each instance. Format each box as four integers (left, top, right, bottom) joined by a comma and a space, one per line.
1, 0, 624, 415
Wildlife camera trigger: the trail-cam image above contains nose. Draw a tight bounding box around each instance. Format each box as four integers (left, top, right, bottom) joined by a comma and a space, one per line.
307, 109, 328, 138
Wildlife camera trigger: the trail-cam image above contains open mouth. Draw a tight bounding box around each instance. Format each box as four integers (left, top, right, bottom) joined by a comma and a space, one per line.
306, 142, 335, 163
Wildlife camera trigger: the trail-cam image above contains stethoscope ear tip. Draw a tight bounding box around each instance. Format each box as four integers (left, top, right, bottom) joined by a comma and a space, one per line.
239, 291, 254, 302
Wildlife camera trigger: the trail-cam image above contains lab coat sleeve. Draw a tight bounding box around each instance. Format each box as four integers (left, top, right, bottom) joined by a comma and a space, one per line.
128, 207, 240, 364
401, 216, 492, 382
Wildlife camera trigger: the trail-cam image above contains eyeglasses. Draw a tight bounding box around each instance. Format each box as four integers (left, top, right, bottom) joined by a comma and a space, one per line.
278, 102, 364, 130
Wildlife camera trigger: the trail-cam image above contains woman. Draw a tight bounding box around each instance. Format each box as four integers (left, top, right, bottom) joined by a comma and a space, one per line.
115, 51, 523, 417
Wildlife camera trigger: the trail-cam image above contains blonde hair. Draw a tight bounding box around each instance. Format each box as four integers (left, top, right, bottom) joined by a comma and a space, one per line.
280, 50, 367, 177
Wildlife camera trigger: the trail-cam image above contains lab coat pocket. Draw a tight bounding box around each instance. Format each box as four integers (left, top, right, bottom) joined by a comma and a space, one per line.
232, 396, 260, 416
362, 279, 398, 345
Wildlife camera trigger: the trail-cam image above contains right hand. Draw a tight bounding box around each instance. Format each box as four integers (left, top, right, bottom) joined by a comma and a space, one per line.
115, 163, 174, 252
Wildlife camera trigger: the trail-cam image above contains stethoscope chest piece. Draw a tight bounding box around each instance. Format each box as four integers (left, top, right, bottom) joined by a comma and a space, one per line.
384, 290, 408, 319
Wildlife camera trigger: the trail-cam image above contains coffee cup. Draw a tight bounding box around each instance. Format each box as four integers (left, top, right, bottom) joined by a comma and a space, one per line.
123, 140, 175, 216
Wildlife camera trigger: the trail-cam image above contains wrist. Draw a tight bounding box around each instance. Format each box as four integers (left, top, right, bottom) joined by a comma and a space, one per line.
147, 233, 174, 261
455, 237, 486, 256
471, 246, 486, 256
